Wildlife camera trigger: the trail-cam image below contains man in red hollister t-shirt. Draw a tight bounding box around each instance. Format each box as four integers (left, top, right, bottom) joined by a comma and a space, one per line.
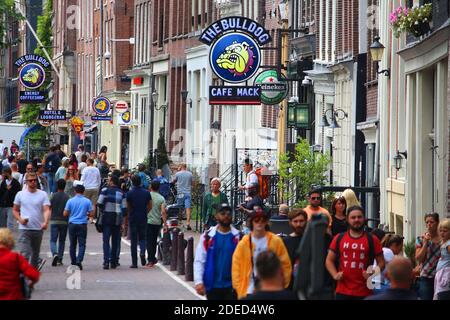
325, 205, 385, 300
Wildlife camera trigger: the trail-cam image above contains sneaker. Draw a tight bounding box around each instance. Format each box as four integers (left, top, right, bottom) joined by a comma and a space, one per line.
129, 265, 138, 269
103, 263, 109, 270
110, 264, 117, 269
140, 255, 146, 266
186, 225, 192, 231
57, 258, 63, 266
52, 255, 59, 267
76, 262, 83, 271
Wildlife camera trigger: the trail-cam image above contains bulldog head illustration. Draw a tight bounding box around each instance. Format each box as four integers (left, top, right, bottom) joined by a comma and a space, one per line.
22, 68, 41, 85
216, 41, 255, 75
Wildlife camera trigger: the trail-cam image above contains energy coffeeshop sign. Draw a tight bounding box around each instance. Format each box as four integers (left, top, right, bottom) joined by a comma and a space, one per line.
201, 17, 272, 105
15, 54, 49, 102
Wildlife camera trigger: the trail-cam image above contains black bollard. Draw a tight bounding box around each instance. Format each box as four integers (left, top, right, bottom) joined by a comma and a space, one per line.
162, 229, 171, 265
170, 229, 179, 271
185, 237, 194, 281
177, 232, 185, 275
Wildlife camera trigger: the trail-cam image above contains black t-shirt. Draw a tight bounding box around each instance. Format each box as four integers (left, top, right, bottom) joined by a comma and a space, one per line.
364, 289, 418, 300
50, 191, 70, 222
283, 235, 303, 267
243, 290, 298, 300
331, 215, 348, 236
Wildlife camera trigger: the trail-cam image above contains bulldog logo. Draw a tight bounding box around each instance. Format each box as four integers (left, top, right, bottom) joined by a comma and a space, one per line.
216, 41, 255, 75
22, 68, 41, 84
92, 97, 112, 115
210, 32, 261, 83
19, 63, 46, 89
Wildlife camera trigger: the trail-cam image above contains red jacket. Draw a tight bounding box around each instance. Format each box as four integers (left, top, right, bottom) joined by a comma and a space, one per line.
0, 248, 40, 300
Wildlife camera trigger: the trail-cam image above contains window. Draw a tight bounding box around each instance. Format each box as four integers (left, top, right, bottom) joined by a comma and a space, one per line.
133, 93, 139, 122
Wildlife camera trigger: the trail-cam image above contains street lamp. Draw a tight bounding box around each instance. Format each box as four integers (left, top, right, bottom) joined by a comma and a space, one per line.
151, 91, 168, 129
318, 108, 348, 129
288, 102, 310, 128
394, 150, 407, 171
370, 36, 390, 77
181, 90, 192, 108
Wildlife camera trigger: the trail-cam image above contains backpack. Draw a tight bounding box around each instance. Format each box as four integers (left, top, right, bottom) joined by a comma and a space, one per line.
45, 154, 60, 173
334, 232, 375, 270
255, 167, 270, 199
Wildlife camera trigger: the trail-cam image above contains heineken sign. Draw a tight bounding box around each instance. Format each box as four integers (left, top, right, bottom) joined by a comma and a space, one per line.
254, 70, 288, 105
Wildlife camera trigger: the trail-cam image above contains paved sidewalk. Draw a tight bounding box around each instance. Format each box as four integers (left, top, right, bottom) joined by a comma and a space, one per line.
28, 224, 204, 300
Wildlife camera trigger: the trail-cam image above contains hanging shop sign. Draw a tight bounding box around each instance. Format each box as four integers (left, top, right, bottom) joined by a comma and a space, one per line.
92, 97, 112, 115
209, 86, 261, 105
39, 119, 52, 127
38, 110, 67, 121
91, 115, 112, 121
201, 17, 271, 85
70, 116, 85, 136
19, 91, 48, 104
117, 110, 131, 125
253, 70, 288, 105
15, 54, 49, 90
115, 100, 129, 114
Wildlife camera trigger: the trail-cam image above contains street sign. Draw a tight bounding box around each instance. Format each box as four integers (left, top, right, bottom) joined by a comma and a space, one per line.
38, 110, 67, 121
91, 115, 112, 121
115, 100, 129, 114
20, 91, 48, 104
254, 70, 288, 105
92, 97, 112, 115
18, 62, 46, 90
39, 119, 52, 127
117, 110, 131, 125
209, 86, 261, 105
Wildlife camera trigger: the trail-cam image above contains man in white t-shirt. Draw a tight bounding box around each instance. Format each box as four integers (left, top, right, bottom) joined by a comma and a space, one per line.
239, 158, 258, 199
78, 154, 88, 177
75, 144, 90, 163
81, 158, 101, 221
13, 172, 51, 268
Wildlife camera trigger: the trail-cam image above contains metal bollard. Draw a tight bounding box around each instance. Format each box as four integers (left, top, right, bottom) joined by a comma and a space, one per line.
185, 237, 194, 281
170, 229, 179, 271
162, 229, 171, 265
177, 232, 185, 275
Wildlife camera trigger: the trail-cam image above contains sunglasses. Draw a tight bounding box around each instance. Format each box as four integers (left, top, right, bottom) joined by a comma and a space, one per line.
253, 216, 268, 223
26, 168, 33, 171
311, 197, 321, 200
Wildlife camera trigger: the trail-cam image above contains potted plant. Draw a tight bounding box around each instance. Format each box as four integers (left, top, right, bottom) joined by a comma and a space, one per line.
390, 3, 432, 38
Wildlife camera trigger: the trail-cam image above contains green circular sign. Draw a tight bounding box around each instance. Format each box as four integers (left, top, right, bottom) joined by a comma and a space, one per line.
254, 70, 288, 105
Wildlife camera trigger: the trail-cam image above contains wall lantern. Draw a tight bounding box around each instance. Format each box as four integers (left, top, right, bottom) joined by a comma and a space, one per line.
181, 90, 192, 108
370, 36, 390, 77
394, 150, 408, 171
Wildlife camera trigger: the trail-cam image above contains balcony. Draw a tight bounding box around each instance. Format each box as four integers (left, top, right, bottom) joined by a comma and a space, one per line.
406, 0, 450, 45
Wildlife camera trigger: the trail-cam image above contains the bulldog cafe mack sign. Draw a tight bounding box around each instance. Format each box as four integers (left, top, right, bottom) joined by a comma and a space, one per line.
200, 17, 271, 105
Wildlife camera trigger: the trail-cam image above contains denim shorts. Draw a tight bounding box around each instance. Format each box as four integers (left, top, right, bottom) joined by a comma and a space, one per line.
176, 194, 191, 209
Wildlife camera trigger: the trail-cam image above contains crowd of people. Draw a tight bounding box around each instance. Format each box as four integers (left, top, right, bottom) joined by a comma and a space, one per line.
193, 158, 450, 301
0, 142, 174, 299
1, 143, 449, 301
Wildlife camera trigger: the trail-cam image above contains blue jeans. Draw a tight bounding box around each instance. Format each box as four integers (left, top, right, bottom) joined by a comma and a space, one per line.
45, 172, 56, 193
109, 230, 121, 264
102, 224, 120, 265
50, 223, 68, 260
417, 276, 435, 300
130, 223, 147, 266
68, 224, 87, 264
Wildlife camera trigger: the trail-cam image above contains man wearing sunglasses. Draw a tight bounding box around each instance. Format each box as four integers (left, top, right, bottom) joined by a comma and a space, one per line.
304, 189, 332, 230
232, 207, 292, 299
12, 172, 51, 268
194, 203, 240, 300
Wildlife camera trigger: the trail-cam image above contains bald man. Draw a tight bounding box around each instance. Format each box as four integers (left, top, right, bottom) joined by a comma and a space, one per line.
365, 256, 418, 300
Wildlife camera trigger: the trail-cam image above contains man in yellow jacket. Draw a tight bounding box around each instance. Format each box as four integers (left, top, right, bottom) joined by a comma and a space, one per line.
232, 207, 292, 299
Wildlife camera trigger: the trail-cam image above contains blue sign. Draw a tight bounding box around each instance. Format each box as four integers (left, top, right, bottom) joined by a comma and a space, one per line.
209, 86, 261, 105
38, 110, 67, 121
91, 115, 112, 121
92, 97, 112, 115
20, 91, 48, 104
210, 32, 261, 83
19, 63, 46, 90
